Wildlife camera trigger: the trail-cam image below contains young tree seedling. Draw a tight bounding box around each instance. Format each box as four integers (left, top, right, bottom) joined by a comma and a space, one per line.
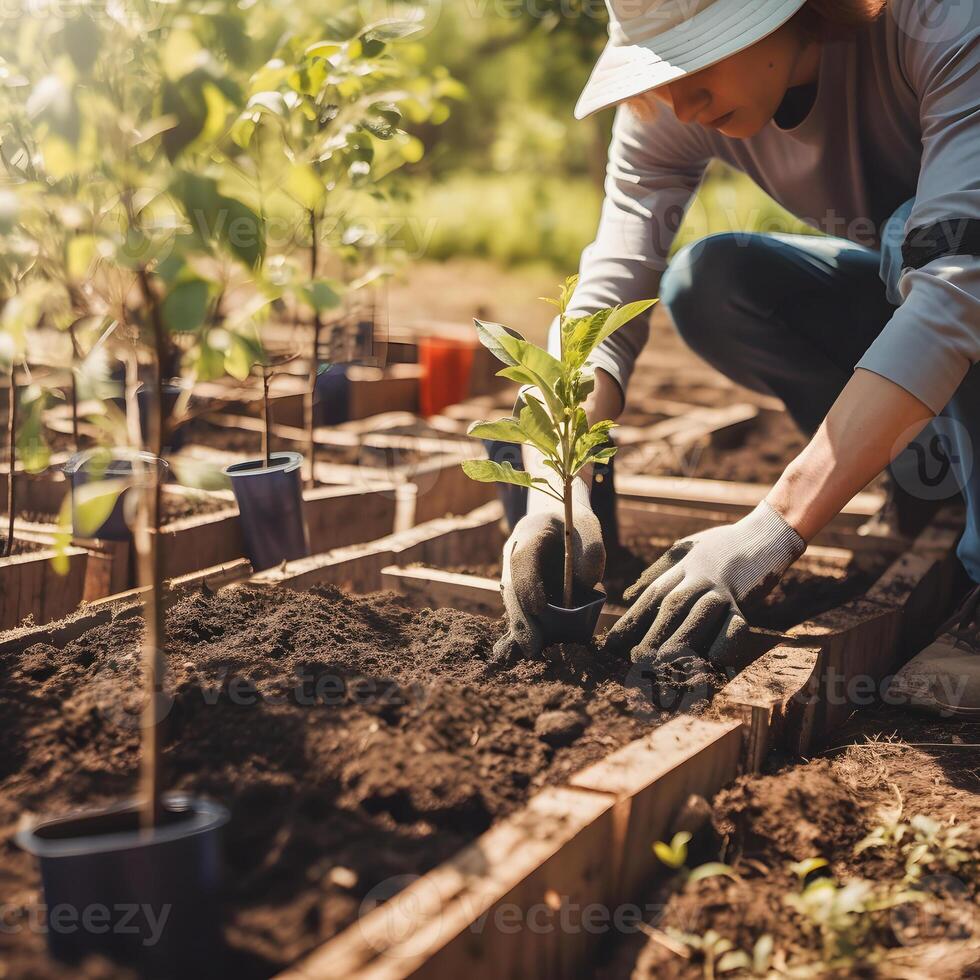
461, 277, 656, 608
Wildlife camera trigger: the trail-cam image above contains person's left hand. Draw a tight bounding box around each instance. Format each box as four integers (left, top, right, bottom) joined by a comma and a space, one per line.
603, 501, 806, 666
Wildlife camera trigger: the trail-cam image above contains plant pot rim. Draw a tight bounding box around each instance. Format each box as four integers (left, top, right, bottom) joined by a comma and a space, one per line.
223, 451, 304, 478
545, 588, 607, 616
15, 794, 229, 859
63, 448, 169, 477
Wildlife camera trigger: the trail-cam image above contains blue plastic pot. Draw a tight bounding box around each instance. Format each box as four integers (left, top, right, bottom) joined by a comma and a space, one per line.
16, 795, 229, 978
108, 382, 188, 452
224, 452, 310, 571
313, 365, 351, 426
64, 449, 168, 542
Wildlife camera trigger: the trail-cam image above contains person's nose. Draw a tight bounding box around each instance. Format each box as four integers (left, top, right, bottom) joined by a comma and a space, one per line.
664, 82, 711, 124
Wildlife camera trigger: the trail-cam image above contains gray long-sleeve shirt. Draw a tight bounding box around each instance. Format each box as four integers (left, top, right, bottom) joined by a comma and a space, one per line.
564, 0, 980, 416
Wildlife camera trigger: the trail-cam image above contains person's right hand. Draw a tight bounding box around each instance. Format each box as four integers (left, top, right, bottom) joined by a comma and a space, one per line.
494, 495, 605, 663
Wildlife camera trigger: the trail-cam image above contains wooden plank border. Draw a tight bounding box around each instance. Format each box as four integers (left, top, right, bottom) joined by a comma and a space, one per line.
279, 717, 743, 980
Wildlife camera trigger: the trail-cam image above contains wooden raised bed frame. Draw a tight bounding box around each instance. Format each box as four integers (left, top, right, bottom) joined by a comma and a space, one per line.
3, 476, 962, 979
231, 485, 960, 978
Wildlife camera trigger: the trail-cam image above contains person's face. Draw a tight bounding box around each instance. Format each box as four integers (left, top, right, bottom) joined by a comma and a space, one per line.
649, 22, 817, 138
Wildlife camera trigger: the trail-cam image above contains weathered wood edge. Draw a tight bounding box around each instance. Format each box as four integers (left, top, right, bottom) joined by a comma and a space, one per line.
719, 511, 962, 768
278, 717, 743, 980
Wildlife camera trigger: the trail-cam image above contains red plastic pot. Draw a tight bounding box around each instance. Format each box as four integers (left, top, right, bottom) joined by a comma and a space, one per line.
419, 337, 477, 417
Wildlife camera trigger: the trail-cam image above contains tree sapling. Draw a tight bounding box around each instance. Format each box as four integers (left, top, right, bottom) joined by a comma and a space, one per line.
461, 278, 655, 608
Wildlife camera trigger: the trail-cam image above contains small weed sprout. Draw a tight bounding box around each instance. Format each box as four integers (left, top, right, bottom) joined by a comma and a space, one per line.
461, 277, 655, 606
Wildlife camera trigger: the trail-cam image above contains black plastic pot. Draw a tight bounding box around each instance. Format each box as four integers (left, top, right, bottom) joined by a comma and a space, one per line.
109, 382, 187, 452
224, 451, 310, 571
313, 365, 351, 426
64, 449, 168, 542
15, 795, 229, 978
538, 588, 608, 644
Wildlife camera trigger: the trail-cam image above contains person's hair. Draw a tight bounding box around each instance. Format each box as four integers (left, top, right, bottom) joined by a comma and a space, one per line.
797, 0, 888, 39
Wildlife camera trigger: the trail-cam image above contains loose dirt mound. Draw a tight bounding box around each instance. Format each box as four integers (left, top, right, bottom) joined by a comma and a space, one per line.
599, 706, 980, 979
0, 585, 681, 978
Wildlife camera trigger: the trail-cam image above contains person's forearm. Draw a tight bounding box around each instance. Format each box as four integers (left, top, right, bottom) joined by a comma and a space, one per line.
523, 367, 624, 513
767, 368, 934, 541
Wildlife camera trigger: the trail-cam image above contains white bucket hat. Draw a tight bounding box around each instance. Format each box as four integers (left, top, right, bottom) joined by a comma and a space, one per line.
575, 0, 809, 119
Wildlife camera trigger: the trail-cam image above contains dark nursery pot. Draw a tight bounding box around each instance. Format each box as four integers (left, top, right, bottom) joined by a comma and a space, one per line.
224, 451, 310, 571
15, 795, 229, 978
108, 382, 188, 452
538, 588, 608, 645
64, 449, 168, 542
313, 364, 351, 426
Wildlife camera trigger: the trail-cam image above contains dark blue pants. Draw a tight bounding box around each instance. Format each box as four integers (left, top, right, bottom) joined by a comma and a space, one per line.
659, 232, 980, 583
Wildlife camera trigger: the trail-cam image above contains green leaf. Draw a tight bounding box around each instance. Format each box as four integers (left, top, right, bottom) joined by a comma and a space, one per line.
474, 318, 524, 367
495, 365, 563, 420
285, 163, 325, 211
717, 951, 751, 974
475, 318, 562, 391
653, 840, 685, 869
789, 857, 829, 879
688, 862, 738, 883
168, 457, 230, 492
302, 280, 342, 312
461, 459, 541, 490
67, 235, 99, 283
162, 279, 209, 333
518, 396, 559, 456
171, 173, 265, 269
60, 14, 101, 74
466, 419, 527, 445
592, 299, 658, 350
51, 496, 74, 575
73, 479, 128, 538
16, 389, 50, 474
161, 75, 207, 160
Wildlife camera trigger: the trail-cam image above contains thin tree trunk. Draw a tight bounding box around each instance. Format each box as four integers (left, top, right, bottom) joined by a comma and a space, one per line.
262, 367, 272, 469
68, 322, 80, 451
306, 209, 321, 488
4, 371, 16, 557
563, 479, 574, 609
135, 267, 166, 831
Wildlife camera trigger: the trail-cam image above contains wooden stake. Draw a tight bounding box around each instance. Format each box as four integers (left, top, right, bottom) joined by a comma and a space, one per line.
4, 368, 15, 558
306, 208, 321, 488
262, 366, 272, 469
135, 267, 167, 831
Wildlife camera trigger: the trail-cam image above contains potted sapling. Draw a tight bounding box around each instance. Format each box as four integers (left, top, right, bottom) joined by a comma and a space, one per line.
223, 350, 311, 571
462, 279, 655, 643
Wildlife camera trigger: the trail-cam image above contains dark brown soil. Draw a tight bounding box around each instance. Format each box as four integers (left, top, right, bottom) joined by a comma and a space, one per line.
617, 411, 806, 486
441, 540, 889, 634
598, 705, 980, 979
177, 419, 264, 457
159, 491, 234, 523
0, 585, 670, 978
179, 418, 365, 467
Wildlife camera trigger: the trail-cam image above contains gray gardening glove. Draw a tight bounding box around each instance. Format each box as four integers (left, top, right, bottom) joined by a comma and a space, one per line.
603, 501, 806, 667
495, 484, 605, 662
